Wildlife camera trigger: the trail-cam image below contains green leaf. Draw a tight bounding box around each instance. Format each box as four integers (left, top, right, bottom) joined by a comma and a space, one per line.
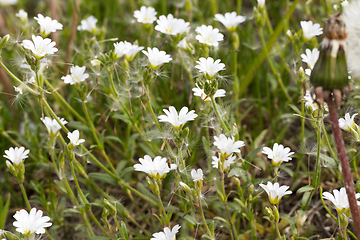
0, 194, 11, 229
213, 216, 227, 223
88, 173, 117, 185
119, 221, 129, 240
296, 185, 315, 194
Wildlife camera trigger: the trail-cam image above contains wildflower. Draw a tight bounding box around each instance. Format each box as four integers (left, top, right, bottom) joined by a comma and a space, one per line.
177, 37, 188, 49
91, 59, 101, 66
61, 66, 89, 85
262, 143, 294, 167
22, 35, 58, 59
13, 208, 52, 236
41, 117, 67, 137
214, 12, 246, 31
300, 20, 323, 41
142, 47, 172, 69
113, 41, 144, 61
212, 154, 236, 171
158, 106, 198, 130
4, 146, 29, 167
257, 0, 265, 8
77, 15, 97, 33
323, 187, 360, 214
301, 48, 319, 70
34, 14, 63, 37
134, 6, 157, 24
67, 130, 85, 148
134, 155, 177, 179
342, 0, 349, 7
195, 25, 224, 47
303, 90, 319, 112
192, 83, 226, 101
151, 224, 181, 240
16, 9, 28, 23
0, 0, 17, 5
191, 169, 203, 182
214, 134, 245, 158
259, 181, 292, 205
343, 1, 360, 77
155, 14, 190, 35
339, 113, 358, 132
13, 85, 23, 95
195, 57, 225, 79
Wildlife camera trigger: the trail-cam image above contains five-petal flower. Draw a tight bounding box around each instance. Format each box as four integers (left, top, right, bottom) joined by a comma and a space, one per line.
13, 208, 52, 236
150, 224, 181, 240
195, 57, 225, 79
195, 25, 224, 47
41, 117, 67, 137
134, 155, 177, 179
34, 14, 63, 37
61, 66, 89, 85
77, 16, 98, 33
67, 130, 85, 148
214, 12, 246, 31
323, 187, 360, 214
4, 146, 30, 167
22, 35, 58, 59
301, 48, 319, 70
339, 113, 358, 132
259, 181, 292, 205
142, 47, 172, 69
213, 134, 245, 158
158, 106, 198, 130
262, 143, 294, 167
134, 6, 157, 24
300, 20, 323, 41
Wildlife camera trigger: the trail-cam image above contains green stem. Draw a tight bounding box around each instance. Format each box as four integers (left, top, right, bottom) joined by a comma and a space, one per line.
199, 199, 213, 238
146, 86, 161, 131
221, 172, 237, 240
211, 96, 230, 132
119, 179, 159, 207
19, 183, 31, 210
275, 222, 282, 240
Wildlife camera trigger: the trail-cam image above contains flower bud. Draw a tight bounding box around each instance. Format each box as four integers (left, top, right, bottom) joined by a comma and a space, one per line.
273, 205, 280, 223
103, 198, 117, 216
232, 32, 240, 50
179, 181, 192, 194
265, 207, 275, 222
0, 34, 10, 49
248, 184, 255, 195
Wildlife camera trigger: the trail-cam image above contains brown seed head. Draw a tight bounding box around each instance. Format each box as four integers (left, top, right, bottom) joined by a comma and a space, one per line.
324, 12, 348, 40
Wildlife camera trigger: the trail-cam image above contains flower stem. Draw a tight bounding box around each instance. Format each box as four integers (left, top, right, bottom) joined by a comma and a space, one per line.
199, 199, 213, 238
211, 96, 230, 132
221, 171, 237, 240
146, 86, 161, 131
275, 222, 282, 240
19, 183, 31, 210
327, 96, 360, 239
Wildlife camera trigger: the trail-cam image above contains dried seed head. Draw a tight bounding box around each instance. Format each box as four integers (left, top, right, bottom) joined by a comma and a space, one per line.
324, 12, 348, 40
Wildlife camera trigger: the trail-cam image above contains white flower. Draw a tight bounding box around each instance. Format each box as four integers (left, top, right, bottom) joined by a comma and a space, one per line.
192, 83, 226, 102
195, 57, 225, 79
257, 0, 265, 8
195, 25, 224, 47
155, 14, 190, 36
301, 48, 319, 70
22, 35, 58, 59
303, 90, 318, 111
212, 154, 236, 171
323, 187, 360, 214
13, 208, 52, 235
177, 37, 188, 49
41, 117, 67, 137
113, 41, 144, 61
91, 59, 101, 66
342, 0, 349, 7
142, 47, 172, 69
191, 169, 203, 182
16, 9, 28, 22
134, 6, 157, 24
214, 12, 246, 31
4, 146, 29, 167
67, 130, 85, 147
305, 68, 312, 76
158, 106, 198, 130
300, 20, 323, 41
343, 1, 360, 77
13, 85, 23, 95
339, 113, 358, 132
134, 155, 177, 179
151, 224, 181, 240
262, 143, 294, 167
0, 0, 17, 5
34, 14, 63, 37
61, 66, 89, 85
77, 15, 97, 33
213, 134, 245, 157
259, 181, 292, 205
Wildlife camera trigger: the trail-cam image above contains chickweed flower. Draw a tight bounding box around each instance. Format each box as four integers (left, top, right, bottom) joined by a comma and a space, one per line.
0, 0, 17, 5
259, 181, 292, 205
262, 143, 294, 167
339, 113, 358, 132
214, 12, 246, 31
4, 146, 29, 168
300, 20, 323, 41
67, 130, 85, 148
212, 154, 236, 172
303, 90, 329, 114
191, 169, 203, 182
151, 224, 181, 240
257, 0, 265, 8
134, 155, 177, 179
41, 117, 67, 137
113, 41, 144, 61
134, 6, 157, 24
323, 187, 360, 214
192, 83, 226, 102
13, 208, 52, 236
214, 134, 245, 158
195, 57, 225, 79
22, 35, 58, 59
195, 25, 224, 47
16, 9, 28, 23
61, 66, 89, 85
158, 106, 198, 130
34, 14, 63, 37
77, 15, 98, 33
142, 47, 172, 69
155, 14, 190, 36
301, 48, 319, 70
